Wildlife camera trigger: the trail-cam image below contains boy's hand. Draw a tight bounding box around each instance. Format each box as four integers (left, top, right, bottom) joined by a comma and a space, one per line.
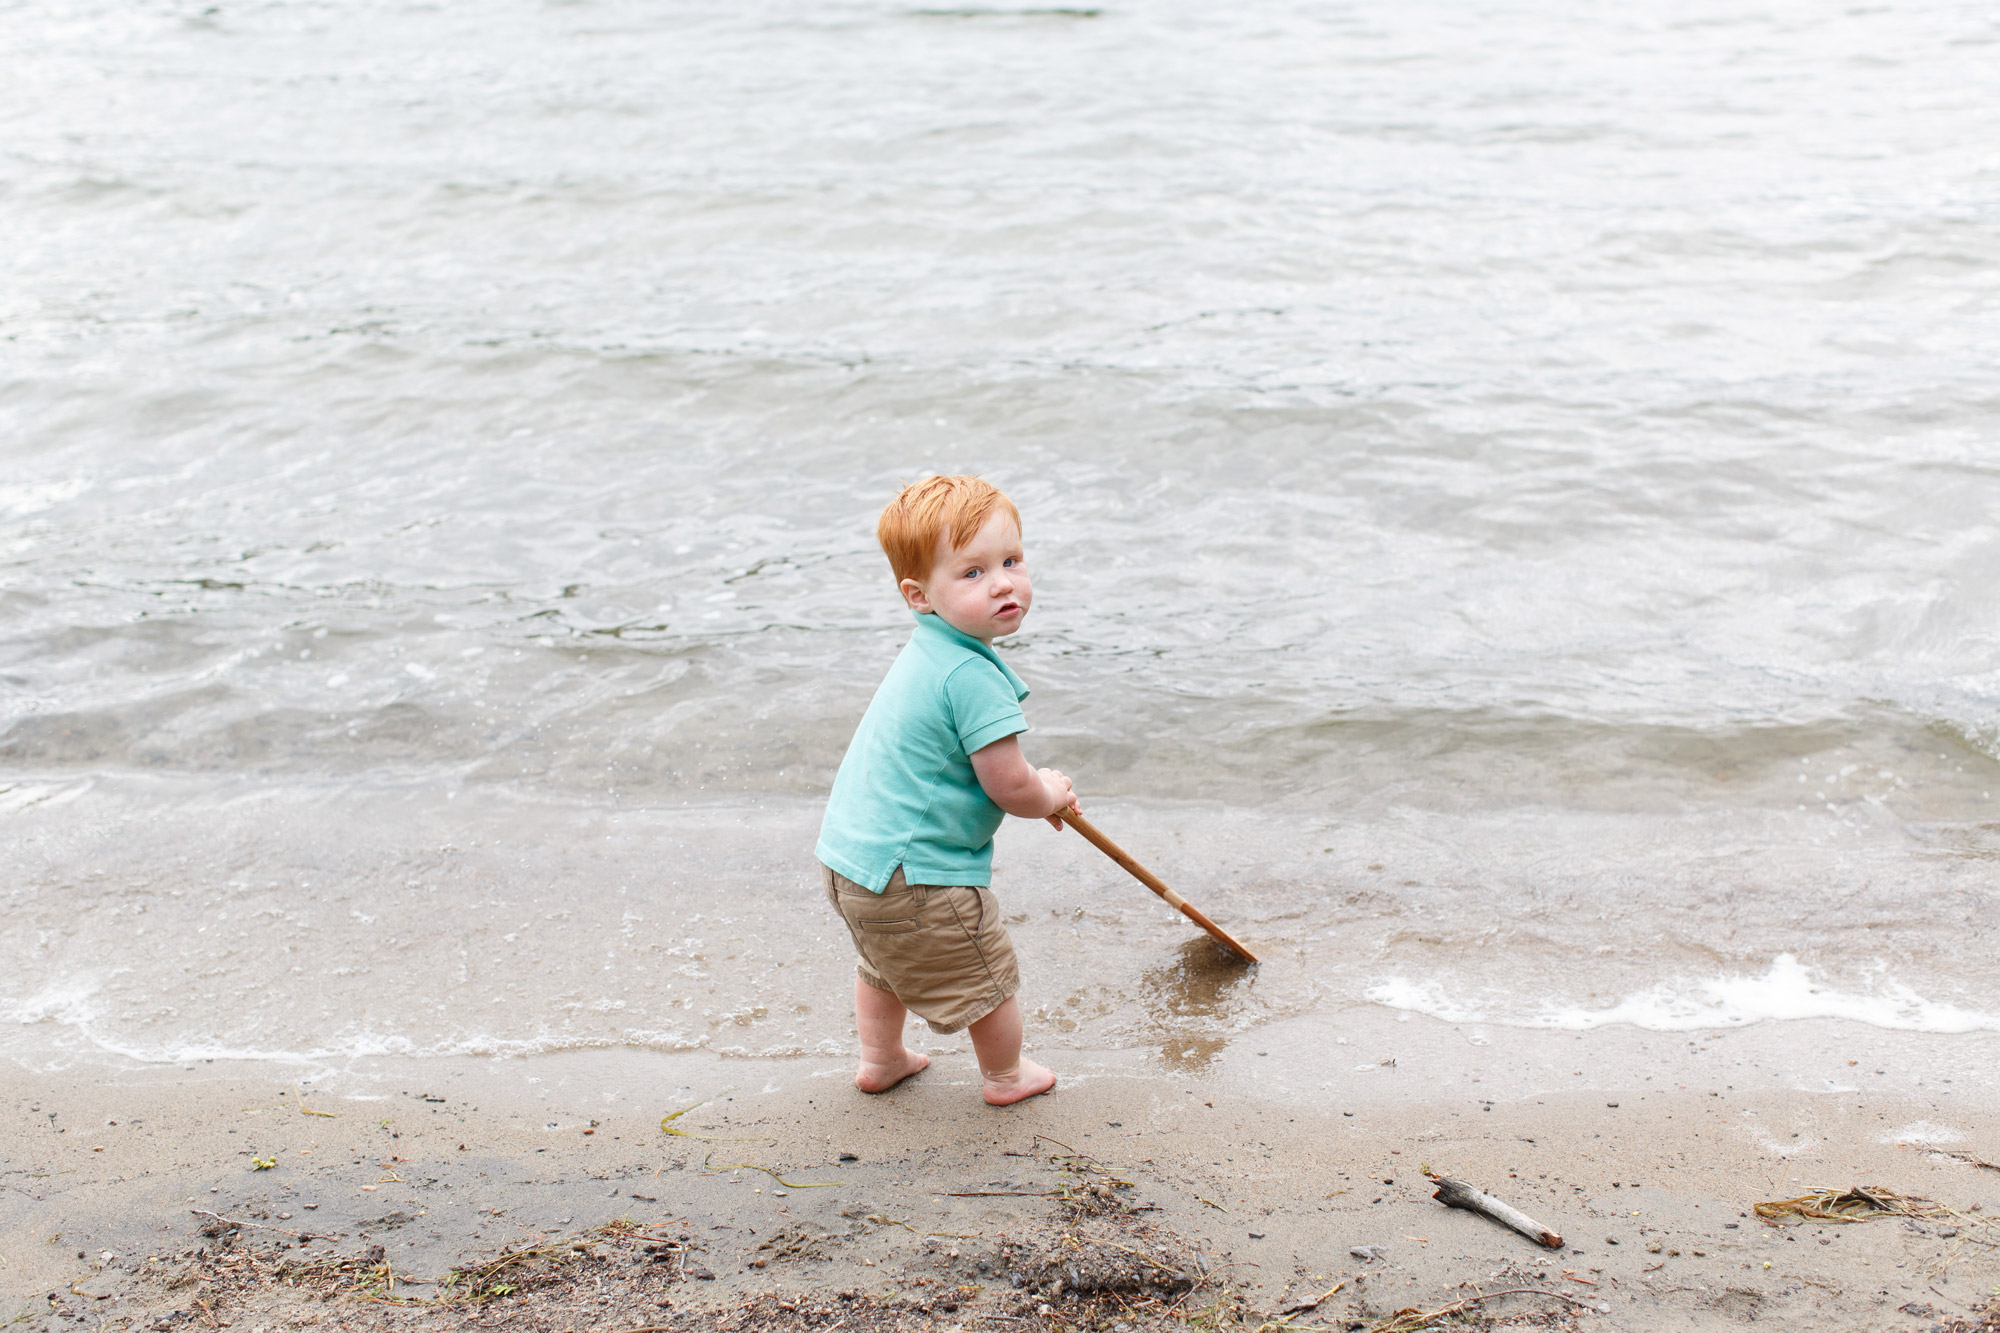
1039, 768, 1078, 830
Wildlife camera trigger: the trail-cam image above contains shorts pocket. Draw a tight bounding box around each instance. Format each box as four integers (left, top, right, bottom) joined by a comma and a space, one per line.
856, 916, 921, 934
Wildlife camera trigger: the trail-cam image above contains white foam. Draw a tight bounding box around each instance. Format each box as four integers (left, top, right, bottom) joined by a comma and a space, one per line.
2, 977, 714, 1071
1883, 1121, 1964, 1145
0, 478, 90, 518
1365, 954, 2000, 1034
5, 978, 102, 1029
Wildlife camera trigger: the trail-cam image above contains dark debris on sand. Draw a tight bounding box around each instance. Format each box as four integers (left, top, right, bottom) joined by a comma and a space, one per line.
1926, 1295, 2000, 1333
27, 1148, 1607, 1333
33, 1208, 1599, 1333
34, 1197, 1216, 1332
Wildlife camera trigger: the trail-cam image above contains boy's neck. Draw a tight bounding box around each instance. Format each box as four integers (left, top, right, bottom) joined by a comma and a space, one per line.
917, 609, 1002, 647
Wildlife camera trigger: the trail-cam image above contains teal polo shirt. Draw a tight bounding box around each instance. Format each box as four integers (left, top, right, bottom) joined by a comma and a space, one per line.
816, 611, 1030, 892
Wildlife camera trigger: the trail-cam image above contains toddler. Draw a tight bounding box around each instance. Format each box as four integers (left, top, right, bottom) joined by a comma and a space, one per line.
816, 475, 1073, 1105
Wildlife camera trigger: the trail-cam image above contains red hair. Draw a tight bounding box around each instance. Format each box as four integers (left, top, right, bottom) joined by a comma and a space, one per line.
876, 475, 1021, 585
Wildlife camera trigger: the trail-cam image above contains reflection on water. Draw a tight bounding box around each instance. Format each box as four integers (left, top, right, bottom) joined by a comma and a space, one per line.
1140, 936, 1257, 1072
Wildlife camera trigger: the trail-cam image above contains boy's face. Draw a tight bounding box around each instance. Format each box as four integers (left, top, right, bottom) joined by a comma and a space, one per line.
900, 509, 1032, 643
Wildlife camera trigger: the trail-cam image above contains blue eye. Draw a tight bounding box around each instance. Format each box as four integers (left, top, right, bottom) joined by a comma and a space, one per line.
963, 567, 982, 579
1003, 557, 1018, 568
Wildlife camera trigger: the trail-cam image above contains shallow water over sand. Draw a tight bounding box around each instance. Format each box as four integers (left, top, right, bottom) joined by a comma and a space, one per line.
4, 0, 1998, 1072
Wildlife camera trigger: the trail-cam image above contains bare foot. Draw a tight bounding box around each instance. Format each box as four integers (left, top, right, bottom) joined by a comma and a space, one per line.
854, 1050, 930, 1093
981, 1058, 1057, 1106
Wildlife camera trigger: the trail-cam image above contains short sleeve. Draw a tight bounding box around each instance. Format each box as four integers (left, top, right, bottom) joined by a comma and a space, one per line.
943, 658, 1028, 755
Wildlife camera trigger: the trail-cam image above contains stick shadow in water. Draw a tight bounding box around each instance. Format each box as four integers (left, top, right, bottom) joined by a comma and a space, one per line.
1140, 935, 1254, 1073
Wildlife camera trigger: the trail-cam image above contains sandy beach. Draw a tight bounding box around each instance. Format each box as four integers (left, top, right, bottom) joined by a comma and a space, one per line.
9, 3, 2000, 1330
9, 1014, 1997, 1331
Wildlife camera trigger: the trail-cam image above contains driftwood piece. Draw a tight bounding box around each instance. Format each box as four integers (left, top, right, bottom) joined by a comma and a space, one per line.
1430, 1176, 1564, 1249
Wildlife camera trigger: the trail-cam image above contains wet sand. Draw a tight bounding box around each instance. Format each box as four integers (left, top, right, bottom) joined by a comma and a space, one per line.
7, 1017, 1998, 1331
15, 785, 1999, 1076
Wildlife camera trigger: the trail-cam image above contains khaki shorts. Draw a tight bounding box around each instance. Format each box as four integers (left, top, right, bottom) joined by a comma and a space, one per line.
822, 864, 1021, 1035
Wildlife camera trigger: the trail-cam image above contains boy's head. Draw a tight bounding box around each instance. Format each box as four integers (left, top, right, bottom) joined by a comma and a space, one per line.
877, 475, 1031, 642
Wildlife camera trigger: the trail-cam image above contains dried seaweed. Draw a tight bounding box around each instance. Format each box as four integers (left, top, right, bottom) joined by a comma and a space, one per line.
701, 1149, 843, 1188
1754, 1185, 1955, 1224
657, 1093, 766, 1143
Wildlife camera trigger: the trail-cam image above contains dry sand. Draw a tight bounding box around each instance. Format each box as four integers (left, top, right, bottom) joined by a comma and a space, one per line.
6, 1015, 1999, 1332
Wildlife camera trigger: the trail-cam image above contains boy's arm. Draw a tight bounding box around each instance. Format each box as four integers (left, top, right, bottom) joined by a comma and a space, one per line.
969, 735, 1079, 830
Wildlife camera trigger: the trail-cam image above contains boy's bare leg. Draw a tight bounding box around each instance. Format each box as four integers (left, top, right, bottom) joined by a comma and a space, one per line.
853, 974, 930, 1093
968, 996, 1056, 1106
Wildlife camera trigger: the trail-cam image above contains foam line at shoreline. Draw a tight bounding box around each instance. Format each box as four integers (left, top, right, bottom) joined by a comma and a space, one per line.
1366, 953, 2000, 1034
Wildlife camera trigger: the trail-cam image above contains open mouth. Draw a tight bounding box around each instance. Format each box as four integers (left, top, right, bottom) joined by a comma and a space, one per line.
996, 602, 1021, 617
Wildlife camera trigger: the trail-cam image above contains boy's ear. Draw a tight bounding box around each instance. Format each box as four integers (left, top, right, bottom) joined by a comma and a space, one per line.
899, 577, 933, 613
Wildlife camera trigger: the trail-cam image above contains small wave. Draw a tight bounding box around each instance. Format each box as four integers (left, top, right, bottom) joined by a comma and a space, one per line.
3, 981, 718, 1069
1366, 954, 2000, 1034
2, 1028, 721, 1072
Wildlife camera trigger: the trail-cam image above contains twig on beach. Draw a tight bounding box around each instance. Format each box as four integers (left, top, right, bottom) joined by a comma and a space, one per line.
701, 1150, 841, 1188
1277, 1279, 1347, 1315
1929, 1229, 2000, 1284
1425, 1175, 1563, 1249
863, 1210, 981, 1239
1365, 1286, 1591, 1333
432, 1226, 641, 1304
1032, 1133, 1096, 1162
1156, 1268, 1218, 1323
1082, 1236, 1191, 1277
1905, 1145, 2000, 1172
189, 1209, 306, 1240
1149, 1256, 1255, 1328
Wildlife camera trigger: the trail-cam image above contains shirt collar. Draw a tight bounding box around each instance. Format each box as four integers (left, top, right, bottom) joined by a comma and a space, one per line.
912, 610, 1029, 701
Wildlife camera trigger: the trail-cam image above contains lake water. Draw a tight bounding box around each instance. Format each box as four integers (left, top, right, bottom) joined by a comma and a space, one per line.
4, 0, 1997, 1076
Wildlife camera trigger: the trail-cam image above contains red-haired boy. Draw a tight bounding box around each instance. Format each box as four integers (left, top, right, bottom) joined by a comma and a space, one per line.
816, 475, 1073, 1105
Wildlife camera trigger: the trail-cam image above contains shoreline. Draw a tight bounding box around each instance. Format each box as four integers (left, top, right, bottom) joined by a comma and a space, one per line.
10, 778, 1998, 1081
7, 1017, 1998, 1330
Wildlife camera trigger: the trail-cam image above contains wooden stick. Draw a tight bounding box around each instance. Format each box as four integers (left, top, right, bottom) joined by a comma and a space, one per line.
189, 1208, 308, 1240
1429, 1176, 1564, 1249
1057, 809, 1257, 963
